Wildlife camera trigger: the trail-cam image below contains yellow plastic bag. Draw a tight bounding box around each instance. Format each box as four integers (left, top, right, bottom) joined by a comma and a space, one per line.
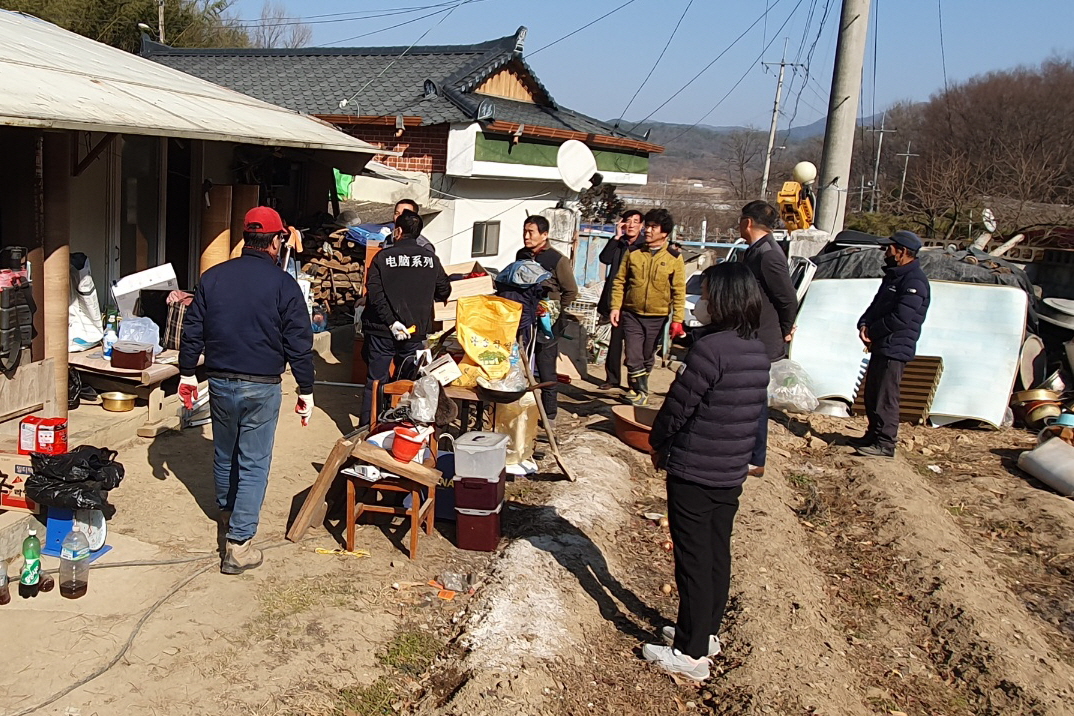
454, 296, 521, 383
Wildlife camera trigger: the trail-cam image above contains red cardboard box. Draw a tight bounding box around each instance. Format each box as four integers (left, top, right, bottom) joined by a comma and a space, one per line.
0, 452, 38, 513
19, 416, 68, 456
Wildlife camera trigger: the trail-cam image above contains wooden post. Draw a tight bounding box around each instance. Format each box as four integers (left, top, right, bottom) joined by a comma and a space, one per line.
199, 184, 232, 275
42, 132, 71, 417
229, 185, 259, 259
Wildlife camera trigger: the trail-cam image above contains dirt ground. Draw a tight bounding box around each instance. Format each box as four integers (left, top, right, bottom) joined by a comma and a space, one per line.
5, 353, 1074, 716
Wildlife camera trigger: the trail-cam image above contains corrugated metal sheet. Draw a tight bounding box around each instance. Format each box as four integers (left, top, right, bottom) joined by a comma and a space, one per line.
0, 11, 388, 157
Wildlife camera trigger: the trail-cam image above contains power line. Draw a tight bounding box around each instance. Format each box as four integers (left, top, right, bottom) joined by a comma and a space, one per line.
937, 0, 949, 93
664, 0, 808, 145
617, 0, 694, 122
336, 0, 476, 105
233, 1, 465, 25
628, 0, 789, 130
322, 0, 485, 47
527, 0, 640, 56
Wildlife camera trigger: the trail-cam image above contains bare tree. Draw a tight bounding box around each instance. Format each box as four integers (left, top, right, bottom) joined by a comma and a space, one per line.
250, 0, 311, 48
720, 129, 765, 200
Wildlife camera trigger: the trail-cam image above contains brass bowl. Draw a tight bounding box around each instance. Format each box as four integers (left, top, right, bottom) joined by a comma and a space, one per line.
100, 391, 137, 412
1025, 401, 1063, 429
1012, 388, 1061, 406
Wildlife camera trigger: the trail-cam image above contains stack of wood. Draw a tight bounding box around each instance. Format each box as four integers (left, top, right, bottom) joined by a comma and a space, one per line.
300, 230, 367, 307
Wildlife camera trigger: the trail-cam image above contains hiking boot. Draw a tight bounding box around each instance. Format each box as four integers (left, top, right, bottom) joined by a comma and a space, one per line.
661, 626, 722, 657
216, 511, 232, 558
221, 539, 263, 575
641, 644, 711, 682
855, 443, 895, 458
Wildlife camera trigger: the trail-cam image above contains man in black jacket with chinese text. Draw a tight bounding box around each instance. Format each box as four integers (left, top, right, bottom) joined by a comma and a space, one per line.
852, 230, 931, 457
360, 210, 451, 426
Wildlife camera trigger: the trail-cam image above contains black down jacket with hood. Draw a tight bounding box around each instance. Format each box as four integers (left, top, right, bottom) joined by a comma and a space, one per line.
649, 328, 771, 488
857, 260, 931, 362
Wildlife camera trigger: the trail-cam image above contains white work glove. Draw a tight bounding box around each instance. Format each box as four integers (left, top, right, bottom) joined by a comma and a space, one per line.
390, 321, 410, 341
296, 394, 314, 426
178, 375, 199, 411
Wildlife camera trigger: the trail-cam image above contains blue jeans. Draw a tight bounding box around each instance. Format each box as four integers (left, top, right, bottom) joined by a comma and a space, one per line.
208, 378, 283, 542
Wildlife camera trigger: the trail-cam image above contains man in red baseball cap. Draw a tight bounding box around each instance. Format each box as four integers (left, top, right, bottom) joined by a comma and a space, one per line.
179, 205, 314, 574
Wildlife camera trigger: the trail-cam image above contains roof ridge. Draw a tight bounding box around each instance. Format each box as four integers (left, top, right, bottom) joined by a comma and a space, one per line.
139, 27, 523, 59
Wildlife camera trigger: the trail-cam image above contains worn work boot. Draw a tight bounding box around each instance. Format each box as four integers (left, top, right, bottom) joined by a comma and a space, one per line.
216, 510, 232, 558
855, 443, 895, 458
221, 539, 263, 575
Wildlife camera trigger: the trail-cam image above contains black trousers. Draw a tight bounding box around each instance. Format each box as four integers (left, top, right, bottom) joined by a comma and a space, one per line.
864, 353, 905, 449
534, 337, 559, 419
604, 322, 627, 387
360, 332, 424, 426
667, 478, 741, 659
622, 311, 667, 378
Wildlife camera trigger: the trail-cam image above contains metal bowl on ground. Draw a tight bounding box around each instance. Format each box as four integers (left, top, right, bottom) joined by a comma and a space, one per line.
100, 391, 137, 412
611, 404, 659, 452
1025, 401, 1063, 430
474, 379, 556, 404
1012, 388, 1061, 406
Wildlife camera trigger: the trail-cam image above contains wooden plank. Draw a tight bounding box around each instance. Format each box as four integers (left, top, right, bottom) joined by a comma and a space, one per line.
0, 357, 55, 422
286, 431, 361, 542
350, 440, 441, 489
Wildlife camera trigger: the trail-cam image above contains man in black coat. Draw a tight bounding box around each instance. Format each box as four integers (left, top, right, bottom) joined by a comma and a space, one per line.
852, 230, 931, 457
739, 201, 797, 477
360, 210, 451, 426
597, 209, 644, 389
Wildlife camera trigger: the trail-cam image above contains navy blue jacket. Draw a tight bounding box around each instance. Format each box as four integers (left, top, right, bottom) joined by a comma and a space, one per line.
858, 260, 931, 362
180, 249, 315, 394
650, 328, 771, 489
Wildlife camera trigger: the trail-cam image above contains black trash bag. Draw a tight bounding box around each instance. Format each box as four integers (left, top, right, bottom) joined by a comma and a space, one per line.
25, 446, 124, 516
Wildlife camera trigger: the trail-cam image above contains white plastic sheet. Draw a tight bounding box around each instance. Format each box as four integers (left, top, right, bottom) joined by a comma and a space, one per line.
790, 279, 1027, 427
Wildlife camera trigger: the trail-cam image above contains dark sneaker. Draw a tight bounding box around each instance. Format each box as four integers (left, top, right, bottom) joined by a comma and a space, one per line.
221, 539, 263, 574
855, 443, 894, 458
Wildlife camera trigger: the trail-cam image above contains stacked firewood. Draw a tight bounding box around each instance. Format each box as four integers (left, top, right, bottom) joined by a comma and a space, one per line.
300, 230, 366, 307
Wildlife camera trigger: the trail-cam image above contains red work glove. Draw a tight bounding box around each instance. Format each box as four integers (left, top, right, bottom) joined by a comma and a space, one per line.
178, 375, 198, 411
669, 322, 686, 340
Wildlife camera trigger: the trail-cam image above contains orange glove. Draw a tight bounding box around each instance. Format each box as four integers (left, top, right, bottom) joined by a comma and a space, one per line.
669, 322, 686, 340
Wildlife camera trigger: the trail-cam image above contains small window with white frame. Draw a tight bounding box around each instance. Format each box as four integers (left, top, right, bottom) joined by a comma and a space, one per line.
471, 221, 500, 258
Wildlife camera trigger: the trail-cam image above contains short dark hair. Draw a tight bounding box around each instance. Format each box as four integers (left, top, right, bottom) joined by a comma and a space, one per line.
700, 262, 763, 339
395, 209, 423, 240
740, 200, 779, 230
524, 215, 550, 234
621, 209, 643, 222
395, 198, 419, 213
242, 230, 282, 250
644, 208, 674, 235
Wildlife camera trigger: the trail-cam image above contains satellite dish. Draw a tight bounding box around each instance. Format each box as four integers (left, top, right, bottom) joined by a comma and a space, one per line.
793, 161, 818, 185
557, 139, 599, 192
476, 99, 495, 122
982, 207, 997, 233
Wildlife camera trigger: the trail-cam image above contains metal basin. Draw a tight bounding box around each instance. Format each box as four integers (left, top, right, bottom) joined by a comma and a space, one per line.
100, 391, 136, 412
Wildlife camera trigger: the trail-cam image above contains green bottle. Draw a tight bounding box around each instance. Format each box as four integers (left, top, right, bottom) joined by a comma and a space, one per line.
19, 527, 40, 599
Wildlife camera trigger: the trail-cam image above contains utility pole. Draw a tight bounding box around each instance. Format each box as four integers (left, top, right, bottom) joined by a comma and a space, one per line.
158, 0, 165, 43
895, 140, 918, 204
867, 112, 896, 212
760, 39, 805, 197
815, 0, 873, 234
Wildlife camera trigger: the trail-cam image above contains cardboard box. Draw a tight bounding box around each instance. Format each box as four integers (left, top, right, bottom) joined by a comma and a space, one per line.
442, 261, 494, 302
111, 263, 179, 318
0, 452, 38, 514
434, 301, 457, 322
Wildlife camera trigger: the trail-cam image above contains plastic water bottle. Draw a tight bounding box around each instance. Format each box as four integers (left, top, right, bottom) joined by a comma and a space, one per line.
102, 320, 118, 359
18, 527, 40, 599
60, 525, 91, 599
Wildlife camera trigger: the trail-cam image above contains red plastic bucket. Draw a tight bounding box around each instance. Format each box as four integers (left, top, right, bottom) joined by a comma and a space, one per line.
391, 426, 426, 463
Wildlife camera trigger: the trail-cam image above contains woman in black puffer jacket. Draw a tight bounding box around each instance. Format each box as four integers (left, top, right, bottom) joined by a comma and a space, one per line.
642, 262, 771, 682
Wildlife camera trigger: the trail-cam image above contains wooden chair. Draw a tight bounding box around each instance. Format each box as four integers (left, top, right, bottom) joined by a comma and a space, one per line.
344, 379, 437, 560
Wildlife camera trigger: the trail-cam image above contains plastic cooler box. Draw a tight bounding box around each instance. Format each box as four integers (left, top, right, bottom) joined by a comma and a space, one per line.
453, 469, 506, 511
455, 503, 502, 551
454, 432, 508, 479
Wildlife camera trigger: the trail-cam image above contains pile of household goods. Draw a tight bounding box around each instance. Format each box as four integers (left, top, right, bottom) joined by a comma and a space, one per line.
0, 430, 124, 603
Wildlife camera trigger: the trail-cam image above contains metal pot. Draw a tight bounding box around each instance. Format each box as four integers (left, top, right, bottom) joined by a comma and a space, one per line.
100, 391, 136, 412
1012, 388, 1061, 406
1025, 401, 1062, 429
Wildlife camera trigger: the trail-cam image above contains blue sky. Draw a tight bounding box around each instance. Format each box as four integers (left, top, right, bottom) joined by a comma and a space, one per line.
227, 0, 1073, 133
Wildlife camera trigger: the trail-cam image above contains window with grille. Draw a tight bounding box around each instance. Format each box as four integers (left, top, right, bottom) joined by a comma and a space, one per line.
471, 221, 501, 257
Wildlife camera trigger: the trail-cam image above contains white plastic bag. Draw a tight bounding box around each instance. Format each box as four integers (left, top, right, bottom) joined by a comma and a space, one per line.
118, 316, 163, 354
68, 254, 103, 351
409, 375, 440, 424
768, 359, 819, 413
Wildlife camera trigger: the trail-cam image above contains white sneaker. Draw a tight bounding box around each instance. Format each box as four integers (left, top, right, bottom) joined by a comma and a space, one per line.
641, 644, 711, 682
661, 625, 722, 657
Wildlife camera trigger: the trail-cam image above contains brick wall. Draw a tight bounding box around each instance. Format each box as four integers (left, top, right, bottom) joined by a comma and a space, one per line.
344, 124, 449, 175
